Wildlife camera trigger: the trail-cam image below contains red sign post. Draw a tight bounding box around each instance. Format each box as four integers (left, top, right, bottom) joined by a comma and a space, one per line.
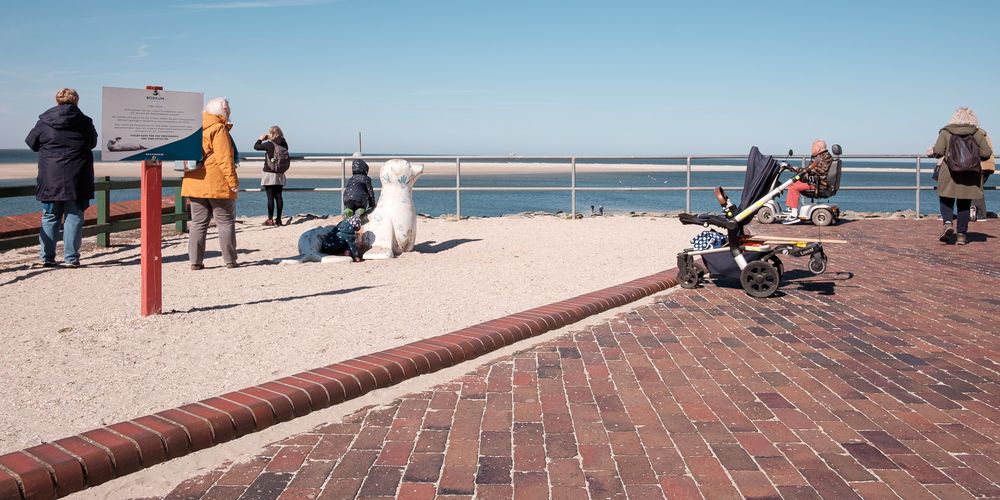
140, 85, 164, 317
140, 158, 163, 316
103, 85, 202, 317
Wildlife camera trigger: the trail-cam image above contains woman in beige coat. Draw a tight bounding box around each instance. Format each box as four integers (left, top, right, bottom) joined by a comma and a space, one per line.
932, 107, 992, 245
182, 97, 240, 268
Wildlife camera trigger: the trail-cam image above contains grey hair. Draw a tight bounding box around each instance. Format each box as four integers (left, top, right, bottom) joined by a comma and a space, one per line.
948, 107, 980, 127
204, 97, 230, 117
55, 88, 79, 105
813, 139, 827, 150
267, 125, 284, 141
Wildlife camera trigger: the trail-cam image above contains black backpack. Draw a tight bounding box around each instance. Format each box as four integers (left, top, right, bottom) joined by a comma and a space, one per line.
268, 142, 291, 174
946, 132, 981, 173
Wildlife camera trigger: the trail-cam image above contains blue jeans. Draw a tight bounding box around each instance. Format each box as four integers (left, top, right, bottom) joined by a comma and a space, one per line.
40, 200, 88, 264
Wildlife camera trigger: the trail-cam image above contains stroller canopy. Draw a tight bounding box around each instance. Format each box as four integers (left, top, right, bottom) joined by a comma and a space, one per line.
738, 146, 781, 213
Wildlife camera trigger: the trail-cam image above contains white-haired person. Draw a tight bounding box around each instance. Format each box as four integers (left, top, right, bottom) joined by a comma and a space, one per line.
931, 107, 992, 245
24, 88, 98, 268
253, 125, 290, 226
782, 139, 833, 224
182, 97, 240, 269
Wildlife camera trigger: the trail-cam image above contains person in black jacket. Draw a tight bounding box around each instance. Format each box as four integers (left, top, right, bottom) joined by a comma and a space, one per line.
24, 88, 98, 268
343, 159, 377, 217
320, 215, 363, 262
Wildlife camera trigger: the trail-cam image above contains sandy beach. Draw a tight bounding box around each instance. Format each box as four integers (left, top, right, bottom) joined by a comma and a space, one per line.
0, 214, 699, 462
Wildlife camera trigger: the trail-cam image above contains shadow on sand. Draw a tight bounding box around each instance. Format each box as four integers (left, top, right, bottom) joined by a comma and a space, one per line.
413, 239, 481, 254
165, 285, 377, 314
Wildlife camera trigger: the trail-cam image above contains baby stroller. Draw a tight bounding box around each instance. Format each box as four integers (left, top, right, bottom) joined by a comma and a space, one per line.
676, 146, 833, 298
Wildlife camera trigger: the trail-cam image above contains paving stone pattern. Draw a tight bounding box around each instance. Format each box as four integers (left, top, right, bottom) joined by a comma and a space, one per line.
161, 220, 999, 499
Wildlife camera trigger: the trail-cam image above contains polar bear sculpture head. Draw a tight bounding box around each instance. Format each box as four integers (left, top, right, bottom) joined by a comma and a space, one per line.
379, 159, 424, 187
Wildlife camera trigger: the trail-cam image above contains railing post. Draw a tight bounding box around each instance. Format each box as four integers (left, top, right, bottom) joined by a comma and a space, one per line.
96, 176, 111, 247
455, 158, 462, 220
915, 155, 922, 217
571, 157, 577, 219
174, 185, 187, 233
685, 156, 692, 213
341, 157, 347, 214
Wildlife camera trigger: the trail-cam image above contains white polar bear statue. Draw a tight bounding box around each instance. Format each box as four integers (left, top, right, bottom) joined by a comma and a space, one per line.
279, 158, 423, 264
362, 159, 424, 259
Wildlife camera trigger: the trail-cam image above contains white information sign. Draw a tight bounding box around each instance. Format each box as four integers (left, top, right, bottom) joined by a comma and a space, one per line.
101, 87, 203, 162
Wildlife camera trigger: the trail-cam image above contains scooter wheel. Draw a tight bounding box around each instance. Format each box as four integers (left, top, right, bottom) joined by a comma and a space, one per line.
740, 260, 780, 298
811, 208, 833, 226
756, 206, 776, 224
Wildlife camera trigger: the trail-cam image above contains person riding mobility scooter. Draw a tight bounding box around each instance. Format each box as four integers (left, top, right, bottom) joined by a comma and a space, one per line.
676, 146, 838, 298
755, 145, 843, 226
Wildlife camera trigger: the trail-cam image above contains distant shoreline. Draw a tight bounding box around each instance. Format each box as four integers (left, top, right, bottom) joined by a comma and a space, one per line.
0, 160, 936, 181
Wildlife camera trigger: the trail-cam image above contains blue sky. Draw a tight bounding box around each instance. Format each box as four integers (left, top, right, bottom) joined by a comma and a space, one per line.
1, 0, 997, 155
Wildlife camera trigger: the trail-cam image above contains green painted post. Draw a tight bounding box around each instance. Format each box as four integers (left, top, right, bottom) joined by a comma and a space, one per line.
174, 186, 187, 233
96, 176, 111, 247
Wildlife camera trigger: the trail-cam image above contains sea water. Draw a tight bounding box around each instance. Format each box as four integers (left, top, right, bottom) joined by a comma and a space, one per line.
1, 150, 996, 218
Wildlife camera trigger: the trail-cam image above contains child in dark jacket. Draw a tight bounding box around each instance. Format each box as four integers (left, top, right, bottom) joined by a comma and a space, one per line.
320, 215, 363, 262
343, 159, 377, 217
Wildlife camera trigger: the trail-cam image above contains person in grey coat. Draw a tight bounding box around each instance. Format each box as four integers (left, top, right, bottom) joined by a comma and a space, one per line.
24, 88, 98, 267
931, 107, 992, 245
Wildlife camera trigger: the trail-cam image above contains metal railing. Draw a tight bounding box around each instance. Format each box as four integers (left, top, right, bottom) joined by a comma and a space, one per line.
238, 153, 995, 218
2, 153, 992, 251
0, 177, 188, 251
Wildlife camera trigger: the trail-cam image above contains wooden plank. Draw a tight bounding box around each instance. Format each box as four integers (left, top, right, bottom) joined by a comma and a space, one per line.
747, 235, 848, 244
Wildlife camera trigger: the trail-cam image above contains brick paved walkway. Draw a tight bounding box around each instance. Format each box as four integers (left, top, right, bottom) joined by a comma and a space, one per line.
0, 199, 175, 239
164, 220, 999, 499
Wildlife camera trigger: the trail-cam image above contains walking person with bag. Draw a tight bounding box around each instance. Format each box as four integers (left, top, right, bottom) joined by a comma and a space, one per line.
182, 97, 240, 269
931, 107, 992, 245
254, 126, 290, 226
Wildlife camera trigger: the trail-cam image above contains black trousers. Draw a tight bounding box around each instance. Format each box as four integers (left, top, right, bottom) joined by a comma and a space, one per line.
264, 185, 284, 220
939, 196, 971, 234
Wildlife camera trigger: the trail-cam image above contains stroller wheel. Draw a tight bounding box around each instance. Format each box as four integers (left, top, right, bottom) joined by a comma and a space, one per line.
811, 208, 833, 226
756, 206, 776, 224
809, 253, 828, 274
740, 260, 780, 298
678, 263, 705, 289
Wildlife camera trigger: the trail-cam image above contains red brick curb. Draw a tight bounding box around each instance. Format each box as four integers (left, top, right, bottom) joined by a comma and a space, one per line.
0, 270, 678, 499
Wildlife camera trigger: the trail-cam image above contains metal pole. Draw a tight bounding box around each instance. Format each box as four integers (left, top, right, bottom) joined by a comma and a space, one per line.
915, 155, 922, 216
571, 157, 577, 219
455, 158, 462, 220
341, 157, 347, 213
685, 156, 692, 212
358, 132, 362, 154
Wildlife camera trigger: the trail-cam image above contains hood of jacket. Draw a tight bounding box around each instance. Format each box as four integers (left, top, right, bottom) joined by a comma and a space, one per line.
942, 123, 978, 136
203, 112, 232, 132
38, 104, 93, 130
352, 159, 370, 176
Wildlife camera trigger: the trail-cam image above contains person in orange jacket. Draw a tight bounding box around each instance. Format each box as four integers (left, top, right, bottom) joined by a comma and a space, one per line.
182, 97, 240, 269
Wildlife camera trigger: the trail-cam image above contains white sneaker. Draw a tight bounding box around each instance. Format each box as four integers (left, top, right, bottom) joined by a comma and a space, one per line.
782, 217, 801, 225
